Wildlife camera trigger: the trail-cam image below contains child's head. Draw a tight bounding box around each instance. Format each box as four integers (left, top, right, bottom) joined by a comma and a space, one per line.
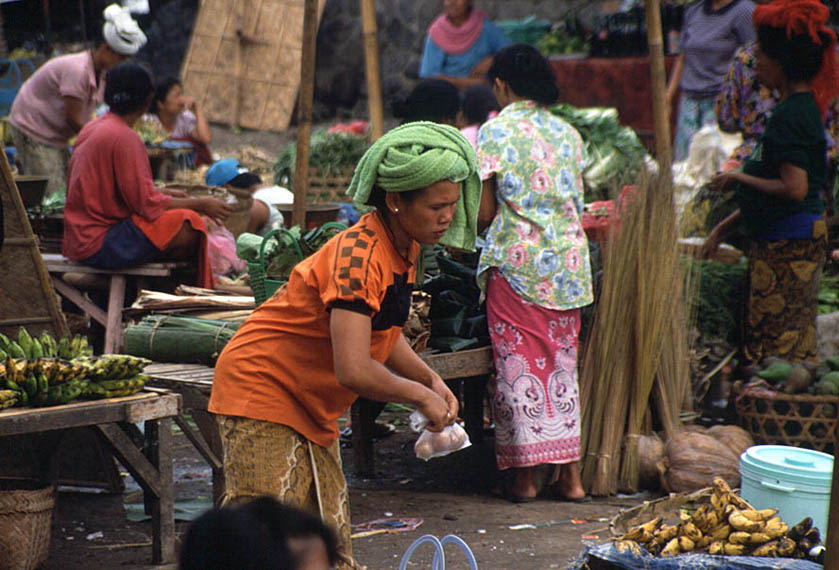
392, 79, 460, 126
460, 84, 499, 126
179, 496, 339, 570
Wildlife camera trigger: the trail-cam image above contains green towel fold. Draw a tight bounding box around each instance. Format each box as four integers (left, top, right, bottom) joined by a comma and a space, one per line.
345, 122, 481, 251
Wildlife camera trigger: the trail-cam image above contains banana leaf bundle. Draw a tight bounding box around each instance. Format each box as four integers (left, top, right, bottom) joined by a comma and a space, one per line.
123, 315, 242, 365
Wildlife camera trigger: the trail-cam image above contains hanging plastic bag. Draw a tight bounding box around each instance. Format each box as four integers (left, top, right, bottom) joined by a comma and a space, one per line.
409, 410, 471, 461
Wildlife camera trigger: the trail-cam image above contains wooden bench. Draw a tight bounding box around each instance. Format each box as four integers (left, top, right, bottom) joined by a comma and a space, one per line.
41, 253, 188, 354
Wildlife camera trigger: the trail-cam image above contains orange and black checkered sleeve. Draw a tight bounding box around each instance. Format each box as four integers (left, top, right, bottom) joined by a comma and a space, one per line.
318, 227, 385, 316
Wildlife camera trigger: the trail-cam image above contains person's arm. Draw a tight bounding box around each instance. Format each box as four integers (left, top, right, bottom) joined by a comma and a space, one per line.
666, 53, 684, 110
63, 96, 86, 133
712, 163, 808, 202
330, 308, 454, 431
385, 334, 459, 420
183, 96, 211, 145
167, 196, 232, 225
701, 209, 741, 259
469, 55, 494, 78
478, 176, 497, 232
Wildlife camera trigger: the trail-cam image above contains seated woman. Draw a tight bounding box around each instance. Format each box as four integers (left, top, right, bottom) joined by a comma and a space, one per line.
145, 76, 213, 165
458, 83, 499, 151
419, 0, 510, 89
62, 62, 231, 288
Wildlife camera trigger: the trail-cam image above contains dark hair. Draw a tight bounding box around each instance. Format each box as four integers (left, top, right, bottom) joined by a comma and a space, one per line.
104, 62, 154, 115
179, 497, 339, 570
367, 185, 423, 212
392, 79, 460, 125
228, 172, 263, 189
488, 44, 559, 106
757, 25, 831, 84
461, 84, 499, 125
151, 76, 181, 114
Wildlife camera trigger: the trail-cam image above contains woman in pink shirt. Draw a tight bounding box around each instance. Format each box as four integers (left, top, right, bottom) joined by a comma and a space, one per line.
147, 76, 214, 166
9, 4, 147, 197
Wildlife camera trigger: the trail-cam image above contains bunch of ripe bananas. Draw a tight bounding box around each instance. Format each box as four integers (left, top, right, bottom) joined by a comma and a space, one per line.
0, 328, 93, 361
614, 477, 824, 562
0, 354, 151, 408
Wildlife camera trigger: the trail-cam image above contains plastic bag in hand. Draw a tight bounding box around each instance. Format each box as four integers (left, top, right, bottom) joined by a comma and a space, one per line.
409, 410, 471, 461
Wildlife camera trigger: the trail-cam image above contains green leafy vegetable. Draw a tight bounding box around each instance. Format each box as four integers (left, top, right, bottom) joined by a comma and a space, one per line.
273, 129, 370, 188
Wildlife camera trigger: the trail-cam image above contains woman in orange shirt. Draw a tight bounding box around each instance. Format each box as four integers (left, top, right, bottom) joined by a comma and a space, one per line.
209, 123, 481, 569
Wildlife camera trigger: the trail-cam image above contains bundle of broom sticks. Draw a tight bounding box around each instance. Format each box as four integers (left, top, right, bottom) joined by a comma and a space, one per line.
580, 174, 693, 496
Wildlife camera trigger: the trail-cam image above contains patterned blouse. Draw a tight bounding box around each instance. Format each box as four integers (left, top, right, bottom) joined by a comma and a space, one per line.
476, 100, 593, 311
716, 41, 839, 163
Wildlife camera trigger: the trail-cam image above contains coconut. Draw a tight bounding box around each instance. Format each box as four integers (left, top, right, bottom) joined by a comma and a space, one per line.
663, 431, 741, 493
706, 425, 754, 458
637, 434, 665, 488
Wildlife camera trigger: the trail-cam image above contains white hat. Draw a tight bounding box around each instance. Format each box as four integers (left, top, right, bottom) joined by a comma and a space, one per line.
102, 3, 147, 56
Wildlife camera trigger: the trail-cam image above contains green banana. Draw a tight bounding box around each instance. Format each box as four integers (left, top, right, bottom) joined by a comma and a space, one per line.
0, 349, 7, 361
31, 339, 44, 359
17, 328, 32, 359
7, 342, 25, 359
4, 378, 21, 392
0, 333, 10, 351
57, 337, 71, 360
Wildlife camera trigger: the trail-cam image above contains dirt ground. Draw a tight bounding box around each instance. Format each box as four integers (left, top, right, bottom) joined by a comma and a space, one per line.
40, 406, 654, 570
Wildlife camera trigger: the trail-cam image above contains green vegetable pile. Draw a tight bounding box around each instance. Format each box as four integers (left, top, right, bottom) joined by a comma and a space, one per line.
264, 223, 346, 282
753, 356, 839, 401
549, 104, 647, 202
689, 258, 746, 344
28, 186, 65, 216
818, 273, 839, 315
273, 129, 370, 188
535, 27, 589, 56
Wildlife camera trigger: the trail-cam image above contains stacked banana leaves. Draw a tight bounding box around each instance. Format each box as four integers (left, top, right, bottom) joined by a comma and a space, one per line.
124, 315, 242, 365
422, 252, 489, 353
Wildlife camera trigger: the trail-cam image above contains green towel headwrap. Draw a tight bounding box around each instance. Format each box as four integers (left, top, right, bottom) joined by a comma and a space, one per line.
346, 121, 481, 251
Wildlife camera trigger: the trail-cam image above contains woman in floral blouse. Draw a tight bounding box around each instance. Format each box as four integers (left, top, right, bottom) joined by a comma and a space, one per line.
477, 44, 593, 503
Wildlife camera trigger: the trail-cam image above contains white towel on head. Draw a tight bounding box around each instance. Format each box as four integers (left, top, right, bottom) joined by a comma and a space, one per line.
102, 3, 147, 55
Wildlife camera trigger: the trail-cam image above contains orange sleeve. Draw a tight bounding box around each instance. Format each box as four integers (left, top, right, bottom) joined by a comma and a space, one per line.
317, 227, 385, 316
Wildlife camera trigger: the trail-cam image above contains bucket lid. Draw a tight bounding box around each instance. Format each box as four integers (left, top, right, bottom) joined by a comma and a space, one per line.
740, 445, 833, 488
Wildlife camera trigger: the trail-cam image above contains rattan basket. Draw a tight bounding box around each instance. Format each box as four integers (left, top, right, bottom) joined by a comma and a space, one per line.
307, 167, 355, 203
0, 483, 55, 570
734, 388, 839, 454
165, 183, 253, 238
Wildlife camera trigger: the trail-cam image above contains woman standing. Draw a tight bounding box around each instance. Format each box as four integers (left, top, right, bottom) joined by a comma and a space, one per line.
419, 0, 510, 89
477, 44, 593, 502
704, 0, 838, 367
209, 123, 480, 569
666, 0, 756, 161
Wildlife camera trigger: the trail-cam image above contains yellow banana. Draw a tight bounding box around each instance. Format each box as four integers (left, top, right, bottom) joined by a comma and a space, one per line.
696, 535, 713, 549
728, 531, 750, 545
677, 536, 695, 552
655, 525, 678, 542
749, 532, 771, 544
613, 540, 641, 555
682, 521, 702, 542
777, 536, 796, 557
729, 509, 762, 532
660, 538, 680, 557
741, 508, 777, 522
708, 524, 731, 541
752, 540, 780, 557
723, 543, 747, 555
763, 517, 788, 539
709, 540, 725, 555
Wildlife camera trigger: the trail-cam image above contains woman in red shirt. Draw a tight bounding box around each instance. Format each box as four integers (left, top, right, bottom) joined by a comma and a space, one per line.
62, 62, 230, 287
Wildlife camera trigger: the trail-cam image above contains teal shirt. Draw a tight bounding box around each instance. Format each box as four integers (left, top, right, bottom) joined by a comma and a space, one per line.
736, 92, 826, 237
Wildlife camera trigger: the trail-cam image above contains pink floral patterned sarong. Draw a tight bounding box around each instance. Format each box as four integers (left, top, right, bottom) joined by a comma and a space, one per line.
486, 270, 581, 470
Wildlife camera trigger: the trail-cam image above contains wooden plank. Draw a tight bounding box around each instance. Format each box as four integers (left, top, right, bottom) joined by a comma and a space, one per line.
41, 253, 186, 273
51, 277, 109, 326
104, 274, 126, 354
0, 316, 55, 326
0, 392, 180, 436
174, 415, 222, 471
146, 419, 176, 564
419, 346, 493, 380
43, 259, 182, 278
96, 422, 162, 497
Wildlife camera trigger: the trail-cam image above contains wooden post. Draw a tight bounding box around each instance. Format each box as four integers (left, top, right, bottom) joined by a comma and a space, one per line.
826, 435, 839, 568
644, 0, 672, 180
292, 0, 319, 228
360, 0, 384, 141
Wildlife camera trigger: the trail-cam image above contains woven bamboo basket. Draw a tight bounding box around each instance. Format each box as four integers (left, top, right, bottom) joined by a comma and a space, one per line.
306, 167, 355, 203
0, 483, 55, 570
734, 388, 839, 454
165, 183, 253, 238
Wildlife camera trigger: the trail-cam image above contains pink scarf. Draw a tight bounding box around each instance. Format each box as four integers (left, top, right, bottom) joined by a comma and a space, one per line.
428, 9, 487, 55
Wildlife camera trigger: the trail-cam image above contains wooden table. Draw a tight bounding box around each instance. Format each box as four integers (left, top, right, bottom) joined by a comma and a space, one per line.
0, 390, 181, 565
42, 253, 187, 354
144, 346, 494, 492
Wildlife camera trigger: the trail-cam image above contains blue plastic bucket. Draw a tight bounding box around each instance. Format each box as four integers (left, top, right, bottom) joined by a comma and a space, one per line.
739, 445, 832, 535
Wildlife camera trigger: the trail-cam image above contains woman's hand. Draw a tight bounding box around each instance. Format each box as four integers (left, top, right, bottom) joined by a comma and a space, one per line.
429, 375, 459, 423
710, 170, 739, 192
200, 197, 233, 225
700, 226, 722, 260
182, 95, 197, 113
417, 389, 453, 432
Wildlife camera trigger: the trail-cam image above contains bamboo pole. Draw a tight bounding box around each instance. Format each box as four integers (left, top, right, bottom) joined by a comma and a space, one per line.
360, 0, 384, 141
292, 0, 320, 228
826, 433, 839, 569
645, 0, 672, 180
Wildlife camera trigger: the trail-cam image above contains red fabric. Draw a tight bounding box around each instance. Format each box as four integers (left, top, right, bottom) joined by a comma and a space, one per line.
428, 9, 487, 55
63, 113, 171, 260
131, 210, 213, 288
753, 0, 839, 116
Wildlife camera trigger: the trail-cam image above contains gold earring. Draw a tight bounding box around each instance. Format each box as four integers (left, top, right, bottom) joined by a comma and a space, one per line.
393, 208, 399, 213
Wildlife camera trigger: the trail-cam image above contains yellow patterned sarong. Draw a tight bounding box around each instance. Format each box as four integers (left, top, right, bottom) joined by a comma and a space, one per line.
216, 415, 362, 570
